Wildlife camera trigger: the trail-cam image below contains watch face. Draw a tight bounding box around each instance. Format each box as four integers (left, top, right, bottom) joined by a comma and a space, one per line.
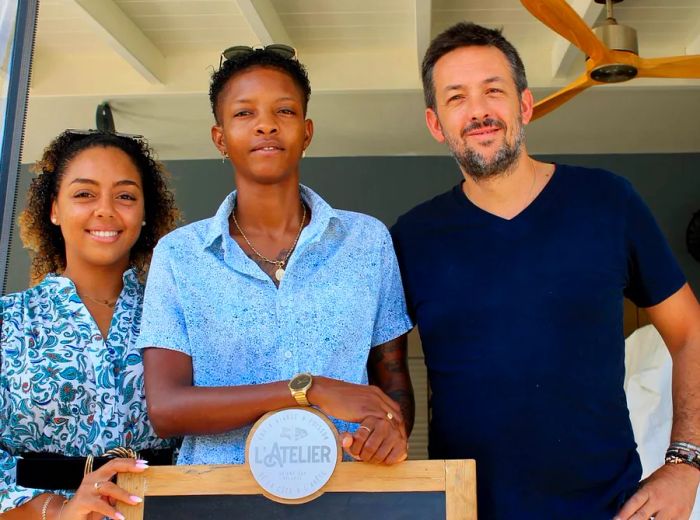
291, 374, 311, 391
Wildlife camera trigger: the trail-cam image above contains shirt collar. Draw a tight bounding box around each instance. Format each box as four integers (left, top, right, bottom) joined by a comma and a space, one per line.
202, 184, 344, 252
46, 268, 139, 288
121, 268, 140, 289
45, 267, 140, 304
298, 184, 345, 245
203, 190, 236, 249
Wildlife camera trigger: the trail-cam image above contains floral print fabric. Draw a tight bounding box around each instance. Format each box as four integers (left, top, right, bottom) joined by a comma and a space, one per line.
0, 270, 169, 512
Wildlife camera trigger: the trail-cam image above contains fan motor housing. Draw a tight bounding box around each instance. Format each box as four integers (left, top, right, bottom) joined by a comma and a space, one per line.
593, 23, 638, 55
590, 62, 638, 83
590, 23, 639, 83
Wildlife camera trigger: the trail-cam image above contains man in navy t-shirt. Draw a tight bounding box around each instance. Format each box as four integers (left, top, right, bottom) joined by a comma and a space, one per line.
391, 22, 700, 520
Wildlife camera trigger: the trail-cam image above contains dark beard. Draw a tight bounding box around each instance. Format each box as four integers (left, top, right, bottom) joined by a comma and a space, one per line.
445, 117, 525, 180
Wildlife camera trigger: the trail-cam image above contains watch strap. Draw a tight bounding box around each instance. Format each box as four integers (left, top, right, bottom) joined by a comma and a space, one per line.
291, 391, 311, 406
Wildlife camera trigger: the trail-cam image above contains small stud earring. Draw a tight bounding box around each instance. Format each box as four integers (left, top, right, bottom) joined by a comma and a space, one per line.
141, 221, 146, 227
302, 150, 306, 158
51, 217, 58, 225
222, 151, 229, 163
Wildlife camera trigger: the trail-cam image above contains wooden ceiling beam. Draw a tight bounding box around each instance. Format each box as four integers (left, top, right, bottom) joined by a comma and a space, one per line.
236, 0, 292, 46
414, 0, 432, 70
686, 16, 700, 55
71, 0, 165, 84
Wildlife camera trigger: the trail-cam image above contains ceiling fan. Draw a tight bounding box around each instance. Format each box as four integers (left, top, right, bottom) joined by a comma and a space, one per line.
521, 0, 700, 120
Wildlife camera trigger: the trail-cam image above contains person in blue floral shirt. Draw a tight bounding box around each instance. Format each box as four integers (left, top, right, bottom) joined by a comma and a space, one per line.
0, 131, 179, 519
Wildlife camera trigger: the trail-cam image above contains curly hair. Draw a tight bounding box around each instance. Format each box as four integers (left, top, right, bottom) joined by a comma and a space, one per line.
209, 48, 311, 123
19, 130, 180, 285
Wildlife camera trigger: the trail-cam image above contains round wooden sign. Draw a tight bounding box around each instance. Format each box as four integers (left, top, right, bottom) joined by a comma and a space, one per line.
245, 407, 342, 504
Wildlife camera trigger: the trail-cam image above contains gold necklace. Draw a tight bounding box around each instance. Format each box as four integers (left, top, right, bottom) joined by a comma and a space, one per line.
231, 200, 307, 282
81, 293, 117, 308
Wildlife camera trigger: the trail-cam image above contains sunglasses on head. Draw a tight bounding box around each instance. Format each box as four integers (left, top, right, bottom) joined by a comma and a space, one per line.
219, 44, 297, 69
64, 129, 144, 141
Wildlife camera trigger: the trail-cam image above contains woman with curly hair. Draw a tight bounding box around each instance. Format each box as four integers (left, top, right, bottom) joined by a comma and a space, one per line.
0, 130, 179, 520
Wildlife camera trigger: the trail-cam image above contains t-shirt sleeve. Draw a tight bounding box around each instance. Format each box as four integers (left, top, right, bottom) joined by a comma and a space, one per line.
623, 181, 686, 308
370, 227, 414, 347
136, 242, 191, 355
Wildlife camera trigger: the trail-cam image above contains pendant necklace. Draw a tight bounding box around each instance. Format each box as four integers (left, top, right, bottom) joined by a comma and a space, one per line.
231, 199, 306, 282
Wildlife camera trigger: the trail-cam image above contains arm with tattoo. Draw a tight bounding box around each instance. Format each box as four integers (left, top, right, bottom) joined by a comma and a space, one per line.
367, 334, 415, 436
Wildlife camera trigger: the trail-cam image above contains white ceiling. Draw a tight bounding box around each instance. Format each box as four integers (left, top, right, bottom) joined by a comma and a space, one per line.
22, 0, 700, 162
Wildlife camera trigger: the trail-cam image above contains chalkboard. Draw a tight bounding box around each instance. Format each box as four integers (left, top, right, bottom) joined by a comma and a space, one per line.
117, 460, 476, 520
144, 492, 446, 519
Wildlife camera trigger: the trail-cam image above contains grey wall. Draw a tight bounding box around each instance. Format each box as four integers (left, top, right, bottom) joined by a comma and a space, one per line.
5, 153, 699, 294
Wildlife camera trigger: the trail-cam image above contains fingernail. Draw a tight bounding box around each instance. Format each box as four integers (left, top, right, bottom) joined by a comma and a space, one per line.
135, 462, 149, 469
115, 513, 125, 520
130, 495, 143, 503
136, 459, 149, 464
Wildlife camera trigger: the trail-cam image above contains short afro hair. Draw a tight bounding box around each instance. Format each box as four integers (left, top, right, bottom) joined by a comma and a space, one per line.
209, 48, 312, 123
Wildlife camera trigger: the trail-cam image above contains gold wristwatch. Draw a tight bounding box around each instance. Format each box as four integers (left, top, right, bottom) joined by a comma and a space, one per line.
288, 373, 313, 406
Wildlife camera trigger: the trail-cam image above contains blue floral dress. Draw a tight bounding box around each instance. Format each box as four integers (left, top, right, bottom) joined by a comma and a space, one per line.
0, 270, 170, 512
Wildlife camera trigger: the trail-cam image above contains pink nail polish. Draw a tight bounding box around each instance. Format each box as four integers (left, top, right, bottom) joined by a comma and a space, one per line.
115, 513, 125, 520
130, 495, 143, 503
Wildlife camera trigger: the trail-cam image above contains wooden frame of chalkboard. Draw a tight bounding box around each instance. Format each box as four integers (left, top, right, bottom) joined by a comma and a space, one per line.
117, 459, 476, 519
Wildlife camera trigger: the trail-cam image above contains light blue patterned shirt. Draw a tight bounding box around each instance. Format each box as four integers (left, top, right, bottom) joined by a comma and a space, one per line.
137, 185, 412, 465
0, 270, 170, 513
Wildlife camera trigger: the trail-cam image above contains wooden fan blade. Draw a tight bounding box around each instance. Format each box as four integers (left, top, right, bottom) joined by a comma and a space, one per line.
531, 73, 595, 121
637, 55, 700, 79
521, 0, 610, 63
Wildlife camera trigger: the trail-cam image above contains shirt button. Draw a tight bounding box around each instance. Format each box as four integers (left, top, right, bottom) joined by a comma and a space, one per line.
284, 350, 292, 359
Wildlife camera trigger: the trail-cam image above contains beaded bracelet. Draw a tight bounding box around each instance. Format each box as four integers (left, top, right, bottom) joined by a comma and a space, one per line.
665, 441, 700, 472
670, 441, 700, 452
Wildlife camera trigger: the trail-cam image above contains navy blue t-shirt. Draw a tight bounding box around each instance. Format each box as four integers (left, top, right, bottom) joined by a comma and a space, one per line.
391, 164, 685, 519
